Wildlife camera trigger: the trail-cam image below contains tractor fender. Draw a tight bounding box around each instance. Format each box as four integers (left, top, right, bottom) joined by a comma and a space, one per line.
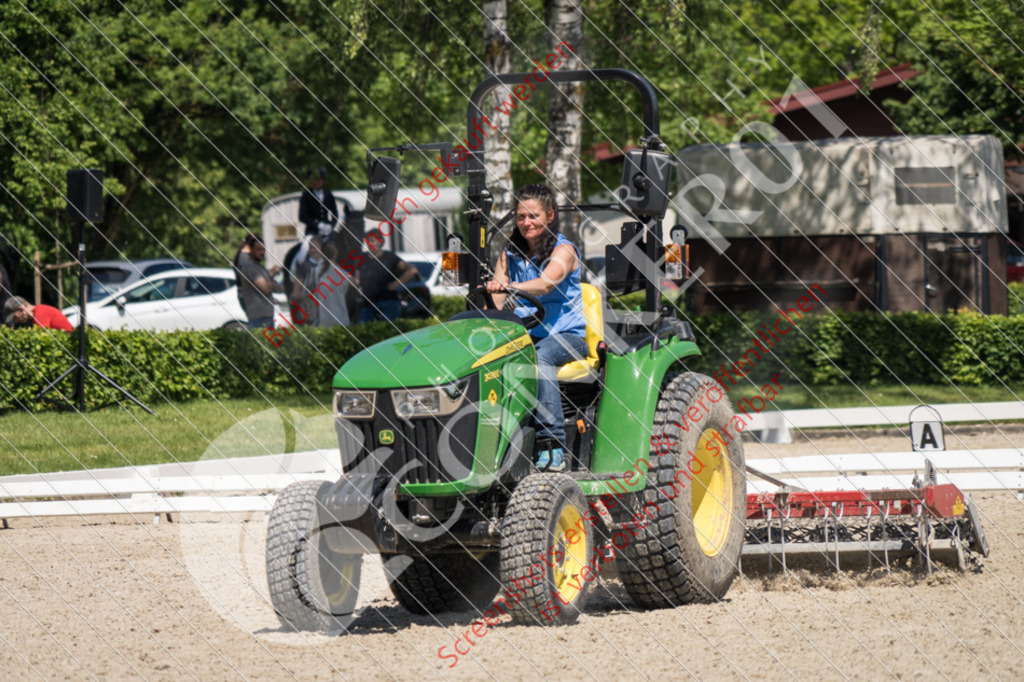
581, 337, 701, 498
319, 473, 381, 553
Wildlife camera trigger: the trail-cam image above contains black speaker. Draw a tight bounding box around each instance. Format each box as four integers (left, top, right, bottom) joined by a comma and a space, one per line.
66, 169, 104, 223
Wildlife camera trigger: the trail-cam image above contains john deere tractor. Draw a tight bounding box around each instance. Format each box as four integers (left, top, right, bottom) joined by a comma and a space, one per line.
265, 69, 747, 631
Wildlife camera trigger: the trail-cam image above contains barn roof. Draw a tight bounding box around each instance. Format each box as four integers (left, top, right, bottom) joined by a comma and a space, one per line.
767, 64, 919, 114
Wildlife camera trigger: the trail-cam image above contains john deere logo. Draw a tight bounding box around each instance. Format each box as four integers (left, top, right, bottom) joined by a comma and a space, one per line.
379, 429, 395, 445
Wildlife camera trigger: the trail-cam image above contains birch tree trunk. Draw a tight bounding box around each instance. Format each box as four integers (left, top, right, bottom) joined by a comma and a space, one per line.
482, 0, 514, 223
544, 0, 584, 246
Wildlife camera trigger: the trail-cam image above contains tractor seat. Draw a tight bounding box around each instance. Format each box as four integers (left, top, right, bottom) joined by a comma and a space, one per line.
556, 283, 604, 382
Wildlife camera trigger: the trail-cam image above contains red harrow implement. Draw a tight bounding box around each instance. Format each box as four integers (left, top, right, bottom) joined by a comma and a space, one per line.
743, 464, 989, 573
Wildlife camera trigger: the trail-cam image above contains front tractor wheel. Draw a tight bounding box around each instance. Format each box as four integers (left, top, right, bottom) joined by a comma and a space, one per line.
617, 372, 747, 607
266, 480, 362, 632
500, 474, 594, 625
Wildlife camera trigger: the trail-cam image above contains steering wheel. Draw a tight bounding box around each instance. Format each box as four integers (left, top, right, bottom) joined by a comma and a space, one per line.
465, 286, 546, 330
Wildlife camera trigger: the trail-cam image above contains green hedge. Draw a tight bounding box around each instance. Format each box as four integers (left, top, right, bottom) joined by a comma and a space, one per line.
0, 320, 436, 412
680, 310, 1024, 388
4, 303, 1024, 412
1010, 281, 1024, 314
607, 291, 1024, 386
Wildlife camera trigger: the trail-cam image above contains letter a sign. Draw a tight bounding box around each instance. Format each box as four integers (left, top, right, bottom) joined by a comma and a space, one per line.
909, 405, 945, 452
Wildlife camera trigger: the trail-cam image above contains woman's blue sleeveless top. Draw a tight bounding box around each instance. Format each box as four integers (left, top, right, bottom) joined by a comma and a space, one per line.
506, 233, 585, 339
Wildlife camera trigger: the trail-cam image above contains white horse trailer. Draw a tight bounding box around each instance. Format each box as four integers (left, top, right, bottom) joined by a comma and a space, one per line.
260, 187, 464, 270
675, 135, 1009, 313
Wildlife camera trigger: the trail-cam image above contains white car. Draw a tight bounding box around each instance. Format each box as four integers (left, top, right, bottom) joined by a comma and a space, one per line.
63, 268, 247, 331
84, 258, 193, 302
396, 250, 467, 298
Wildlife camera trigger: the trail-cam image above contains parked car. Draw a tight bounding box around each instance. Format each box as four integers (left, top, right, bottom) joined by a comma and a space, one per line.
64, 268, 245, 331
397, 250, 466, 298
85, 259, 193, 302
1008, 241, 1024, 283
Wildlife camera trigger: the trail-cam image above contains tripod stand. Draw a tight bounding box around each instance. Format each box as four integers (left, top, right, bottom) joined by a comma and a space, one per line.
34, 218, 154, 414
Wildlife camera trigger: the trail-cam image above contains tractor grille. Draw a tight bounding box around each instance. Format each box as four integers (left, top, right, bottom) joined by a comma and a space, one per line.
346, 375, 479, 485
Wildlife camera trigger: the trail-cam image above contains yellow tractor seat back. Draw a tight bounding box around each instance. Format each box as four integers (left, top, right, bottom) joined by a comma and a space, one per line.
556, 283, 605, 382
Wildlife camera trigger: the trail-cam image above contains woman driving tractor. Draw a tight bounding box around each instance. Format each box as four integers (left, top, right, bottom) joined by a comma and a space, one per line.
486, 184, 587, 472
267, 71, 752, 634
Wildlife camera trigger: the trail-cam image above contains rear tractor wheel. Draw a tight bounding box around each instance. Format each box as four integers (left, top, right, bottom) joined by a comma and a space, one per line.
617, 372, 747, 607
388, 551, 501, 615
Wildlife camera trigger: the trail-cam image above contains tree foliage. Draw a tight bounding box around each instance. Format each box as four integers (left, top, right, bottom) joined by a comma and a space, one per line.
883, 0, 1024, 157
1, 0, 1020, 300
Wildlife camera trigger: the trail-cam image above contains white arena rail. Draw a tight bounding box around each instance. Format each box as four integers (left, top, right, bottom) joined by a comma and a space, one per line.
2, 401, 1022, 522
746, 448, 1024, 494
0, 449, 341, 523
747, 400, 1024, 443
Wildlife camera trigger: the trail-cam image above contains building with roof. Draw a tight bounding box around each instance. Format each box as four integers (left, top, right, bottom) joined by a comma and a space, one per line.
673, 65, 1014, 315
767, 64, 920, 141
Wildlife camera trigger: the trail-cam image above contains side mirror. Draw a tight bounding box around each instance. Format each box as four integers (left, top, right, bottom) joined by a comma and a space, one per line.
116, 296, 126, 313
364, 155, 402, 222
618, 148, 673, 218
604, 221, 646, 294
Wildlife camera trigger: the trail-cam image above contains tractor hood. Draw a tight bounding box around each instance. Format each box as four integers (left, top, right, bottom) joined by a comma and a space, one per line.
332, 318, 532, 389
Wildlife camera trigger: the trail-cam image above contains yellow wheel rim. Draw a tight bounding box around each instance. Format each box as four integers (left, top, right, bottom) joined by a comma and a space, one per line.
325, 557, 359, 610
690, 428, 733, 557
553, 504, 586, 604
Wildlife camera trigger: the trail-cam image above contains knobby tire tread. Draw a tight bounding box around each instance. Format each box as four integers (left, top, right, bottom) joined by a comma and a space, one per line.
266, 480, 354, 632
389, 551, 500, 616
500, 473, 593, 625
616, 372, 746, 609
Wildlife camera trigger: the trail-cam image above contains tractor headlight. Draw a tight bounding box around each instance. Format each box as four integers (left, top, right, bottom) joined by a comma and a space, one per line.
392, 389, 441, 418
334, 390, 376, 419
392, 378, 470, 418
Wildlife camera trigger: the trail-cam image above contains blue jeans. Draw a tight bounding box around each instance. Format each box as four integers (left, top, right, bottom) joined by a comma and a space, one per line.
533, 333, 588, 445
247, 316, 274, 330
358, 299, 402, 323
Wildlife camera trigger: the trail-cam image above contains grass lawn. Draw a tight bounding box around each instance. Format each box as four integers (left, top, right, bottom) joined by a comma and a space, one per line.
1, 383, 1022, 476
729, 381, 1024, 411
0, 393, 335, 476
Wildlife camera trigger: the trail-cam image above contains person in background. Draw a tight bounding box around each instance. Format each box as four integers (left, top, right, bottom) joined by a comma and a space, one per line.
356, 230, 417, 323
3, 296, 73, 331
291, 166, 340, 275
290, 235, 326, 326
486, 184, 587, 472
236, 234, 282, 329
298, 166, 339, 238
231, 236, 250, 317
312, 238, 354, 328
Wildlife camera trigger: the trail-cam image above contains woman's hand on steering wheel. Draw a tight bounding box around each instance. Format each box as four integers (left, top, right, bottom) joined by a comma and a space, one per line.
465, 285, 546, 330
466, 284, 497, 311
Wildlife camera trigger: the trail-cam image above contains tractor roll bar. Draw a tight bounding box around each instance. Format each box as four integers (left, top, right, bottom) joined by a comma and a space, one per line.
463, 69, 663, 293
466, 68, 660, 159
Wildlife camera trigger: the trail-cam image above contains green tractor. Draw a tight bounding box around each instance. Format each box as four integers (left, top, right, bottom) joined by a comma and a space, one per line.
265, 69, 747, 631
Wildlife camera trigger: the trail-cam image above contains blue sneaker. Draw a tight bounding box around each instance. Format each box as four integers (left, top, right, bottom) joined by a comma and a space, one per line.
547, 448, 566, 472
535, 449, 552, 469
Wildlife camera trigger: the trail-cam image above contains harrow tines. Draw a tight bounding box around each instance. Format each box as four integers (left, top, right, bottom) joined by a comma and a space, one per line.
742, 480, 989, 574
